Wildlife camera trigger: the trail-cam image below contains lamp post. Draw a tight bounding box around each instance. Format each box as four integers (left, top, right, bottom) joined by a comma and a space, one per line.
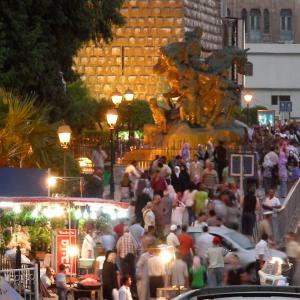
106, 109, 119, 199
244, 92, 253, 125
57, 124, 72, 195
111, 88, 134, 143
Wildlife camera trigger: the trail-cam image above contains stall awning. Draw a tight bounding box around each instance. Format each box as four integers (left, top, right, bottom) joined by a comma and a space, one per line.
0, 197, 129, 209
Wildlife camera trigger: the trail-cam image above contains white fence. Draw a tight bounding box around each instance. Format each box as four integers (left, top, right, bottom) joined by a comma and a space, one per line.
0, 264, 39, 300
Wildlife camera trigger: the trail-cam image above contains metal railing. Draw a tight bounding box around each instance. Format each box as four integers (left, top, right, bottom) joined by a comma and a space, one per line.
0, 264, 39, 300
275, 178, 300, 246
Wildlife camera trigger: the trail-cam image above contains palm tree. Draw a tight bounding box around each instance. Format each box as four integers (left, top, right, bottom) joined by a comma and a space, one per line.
0, 89, 58, 168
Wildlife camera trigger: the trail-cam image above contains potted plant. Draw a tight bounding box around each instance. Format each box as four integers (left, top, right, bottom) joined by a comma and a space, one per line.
28, 225, 51, 260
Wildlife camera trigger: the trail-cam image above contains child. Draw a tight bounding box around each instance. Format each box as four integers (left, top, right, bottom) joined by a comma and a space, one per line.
189, 256, 206, 289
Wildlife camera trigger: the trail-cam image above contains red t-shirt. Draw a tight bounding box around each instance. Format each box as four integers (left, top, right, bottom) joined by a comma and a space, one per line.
178, 233, 194, 256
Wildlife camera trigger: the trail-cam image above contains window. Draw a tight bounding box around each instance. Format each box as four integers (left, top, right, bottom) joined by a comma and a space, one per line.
271, 95, 291, 105
241, 9, 248, 33
250, 9, 261, 31
249, 9, 261, 41
280, 9, 292, 41
271, 95, 278, 105
227, 8, 231, 17
263, 9, 270, 33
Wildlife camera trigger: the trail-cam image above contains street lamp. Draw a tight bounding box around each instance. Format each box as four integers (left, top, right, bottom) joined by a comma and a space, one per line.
106, 109, 119, 199
111, 89, 123, 107
124, 88, 134, 103
57, 123, 72, 194
244, 92, 253, 125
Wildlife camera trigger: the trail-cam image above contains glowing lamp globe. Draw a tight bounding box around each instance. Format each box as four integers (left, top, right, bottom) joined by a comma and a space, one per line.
124, 88, 134, 102
244, 92, 253, 104
106, 109, 118, 128
57, 124, 72, 148
111, 89, 123, 106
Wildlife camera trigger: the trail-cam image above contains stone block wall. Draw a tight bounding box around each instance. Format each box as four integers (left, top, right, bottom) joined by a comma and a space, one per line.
74, 0, 223, 101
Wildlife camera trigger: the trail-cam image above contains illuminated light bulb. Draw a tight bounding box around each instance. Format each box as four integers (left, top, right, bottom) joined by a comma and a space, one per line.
75, 208, 82, 220
90, 211, 97, 220
83, 209, 89, 219
47, 176, 57, 187
13, 204, 21, 214
67, 245, 79, 257
31, 208, 39, 218
53, 206, 64, 217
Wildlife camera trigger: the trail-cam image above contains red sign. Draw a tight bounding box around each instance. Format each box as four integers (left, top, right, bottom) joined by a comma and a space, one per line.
56, 229, 77, 274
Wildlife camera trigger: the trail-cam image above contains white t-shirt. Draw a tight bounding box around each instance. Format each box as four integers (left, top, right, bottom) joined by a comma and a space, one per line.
182, 190, 197, 207
255, 239, 270, 260
96, 256, 106, 270
264, 196, 281, 208
81, 234, 96, 259
166, 232, 180, 248
148, 256, 165, 276
119, 285, 133, 300
41, 274, 54, 288
171, 205, 186, 226
170, 259, 188, 286
195, 232, 214, 258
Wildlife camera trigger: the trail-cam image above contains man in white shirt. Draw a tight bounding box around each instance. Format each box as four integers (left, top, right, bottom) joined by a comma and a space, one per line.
125, 161, 141, 183
119, 275, 133, 300
166, 225, 180, 248
81, 230, 96, 259
255, 233, 270, 283
195, 226, 213, 265
263, 189, 281, 210
170, 252, 188, 287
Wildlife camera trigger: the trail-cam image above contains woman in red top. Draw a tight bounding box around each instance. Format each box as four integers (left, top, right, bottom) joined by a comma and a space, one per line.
151, 170, 167, 197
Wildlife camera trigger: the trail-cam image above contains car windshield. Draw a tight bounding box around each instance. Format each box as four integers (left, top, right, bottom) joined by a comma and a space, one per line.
224, 231, 254, 250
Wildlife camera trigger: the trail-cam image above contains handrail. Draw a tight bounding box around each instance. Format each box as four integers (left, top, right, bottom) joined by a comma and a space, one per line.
275, 178, 300, 246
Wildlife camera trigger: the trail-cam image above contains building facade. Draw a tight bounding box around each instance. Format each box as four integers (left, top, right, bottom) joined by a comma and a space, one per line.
226, 0, 300, 44
226, 0, 300, 118
73, 0, 223, 101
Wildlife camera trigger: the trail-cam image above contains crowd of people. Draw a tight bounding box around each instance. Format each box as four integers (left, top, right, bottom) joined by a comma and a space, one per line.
73, 121, 300, 300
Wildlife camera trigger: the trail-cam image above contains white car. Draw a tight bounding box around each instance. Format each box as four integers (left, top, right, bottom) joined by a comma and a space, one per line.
188, 226, 286, 282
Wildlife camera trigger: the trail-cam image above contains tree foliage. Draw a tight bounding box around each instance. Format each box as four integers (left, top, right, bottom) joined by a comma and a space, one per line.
0, 0, 125, 121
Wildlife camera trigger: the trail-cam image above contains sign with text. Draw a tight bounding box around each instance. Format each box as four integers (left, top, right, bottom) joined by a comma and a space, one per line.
56, 229, 77, 275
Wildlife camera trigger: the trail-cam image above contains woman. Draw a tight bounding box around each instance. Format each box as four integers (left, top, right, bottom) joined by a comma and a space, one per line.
180, 143, 191, 165
241, 186, 261, 238
189, 256, 206, 289
182, 183, 197, 225
102, 251, 119, 300
202, 160, 219, 193
142, 202, 155, 231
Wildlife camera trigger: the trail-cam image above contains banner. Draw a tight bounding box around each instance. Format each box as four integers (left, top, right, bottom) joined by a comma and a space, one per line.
56, 229, 77, 274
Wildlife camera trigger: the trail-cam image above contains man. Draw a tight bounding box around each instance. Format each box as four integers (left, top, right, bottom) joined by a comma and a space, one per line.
81, 229, 96, 259
152, 194, 165, 237
91, 143, 107, 170
56, 264, 68, 300
214, 140, 227, 181
225, 254, 245, 285
178, 225, 195, 267
263, 189, 281, 244
141, 225, 157, 252
195, 225, 213, 265
255, 233, 270, 283
166, 225, 180, 248
207, 236, 224, 287
148, 248, 165, 299
159, 156, 172, 184
84, 167, 103, 197
125, 160, 141, 186
262, 146, 278, 192
41, 267, 55, 289
170, 252, 189, 287
189, 154, 202, 184
258, 212, 273, 240
129, 219, 145, 255
285, 232, 300, 285
119, 275, 133, 300
193, 184, 208, 216
116, 227, 136, 275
